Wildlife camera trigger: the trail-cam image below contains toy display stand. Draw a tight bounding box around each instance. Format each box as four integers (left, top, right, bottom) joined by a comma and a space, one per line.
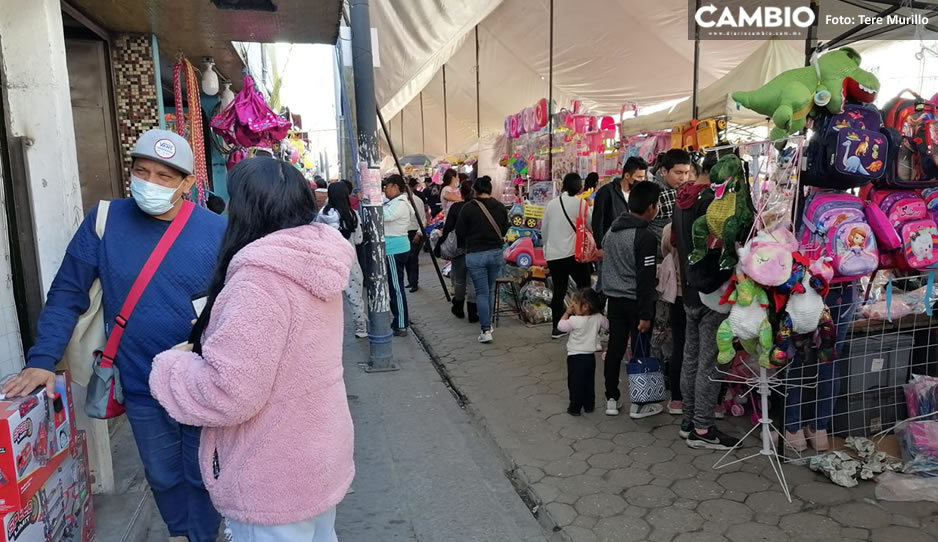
710, 358, 818, 503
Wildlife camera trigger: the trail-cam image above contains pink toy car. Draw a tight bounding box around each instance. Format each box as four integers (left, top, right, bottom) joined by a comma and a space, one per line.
504, 237, 547, 268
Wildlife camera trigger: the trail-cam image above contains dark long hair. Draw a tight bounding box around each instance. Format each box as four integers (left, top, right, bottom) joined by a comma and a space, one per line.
191, 157, 318, 352
323, 182, 358, 239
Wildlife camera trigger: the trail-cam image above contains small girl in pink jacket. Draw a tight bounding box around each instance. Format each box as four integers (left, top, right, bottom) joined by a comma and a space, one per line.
150, 157, 356, 541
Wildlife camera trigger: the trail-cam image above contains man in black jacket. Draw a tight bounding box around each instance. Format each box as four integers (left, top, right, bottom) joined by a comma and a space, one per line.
592, 156, 648, 291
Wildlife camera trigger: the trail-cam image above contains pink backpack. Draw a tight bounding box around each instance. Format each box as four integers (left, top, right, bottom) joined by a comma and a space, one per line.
868, 188, 938, 269
799, 192, 879, 278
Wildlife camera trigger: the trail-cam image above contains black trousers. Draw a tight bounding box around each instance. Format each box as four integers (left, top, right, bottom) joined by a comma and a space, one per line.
406, 230, 421, 287
567, 353, 596, 412
670, 297, 686, 401
547, 256, 593, 330
605, 297, 652, 402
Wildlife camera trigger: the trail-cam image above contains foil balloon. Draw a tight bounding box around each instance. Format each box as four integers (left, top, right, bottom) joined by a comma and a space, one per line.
535, 99, 548, 128
510, 114, 520, 138
523, 107, 536, 133
505, 116, 513, 139
515, 112, 525, 136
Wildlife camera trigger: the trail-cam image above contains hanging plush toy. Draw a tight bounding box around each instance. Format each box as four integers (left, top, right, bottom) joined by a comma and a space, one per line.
688, 154, 755, 270
731, 48, 880, 141
769, 255, 837, 368
716, 271, 774, 368
738, 228, 799, 287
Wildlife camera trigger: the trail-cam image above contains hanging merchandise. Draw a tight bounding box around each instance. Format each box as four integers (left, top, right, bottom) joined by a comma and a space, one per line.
798, 192, 880, 278
716, 272, 773, 368
687, 154, 755, 270
211, 74, 292, 163
768, 254, 836, 368
802, 104, 893, 189
173, 59, 210, 205
881, 89, 938, 187
731, 47, 880, 141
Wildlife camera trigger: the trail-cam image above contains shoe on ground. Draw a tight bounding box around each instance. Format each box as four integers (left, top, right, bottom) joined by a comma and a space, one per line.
805, 427, 830, 452
714, 405, 726, 419
567, 407, 582, 416
584, 406, 595, 413
409, 285, 419, 293
686, 427, 740, 451
630, 403, 664, 419
679, 419, 694, 439
551, 328, 568, 339
785, 429, 808, 452
354, 327, 368, 339
169, 537, 189, 542
451, 299, 465, 319
605, 399, 622, 416
393, 328, 409, 337
478, 329, 494, 343
467, 303, 479, 323
667, 400, 684, 415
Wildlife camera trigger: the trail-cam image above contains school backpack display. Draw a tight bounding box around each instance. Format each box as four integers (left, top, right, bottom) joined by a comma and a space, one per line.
881, 90, 938, 187
798, 192, 879, 278
867, 188, 938, 270
802, 104, 895, 189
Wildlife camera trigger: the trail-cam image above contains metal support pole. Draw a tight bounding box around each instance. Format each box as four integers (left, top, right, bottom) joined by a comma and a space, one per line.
475, 26, 481, 141
420, 92, 426, 153
804, 0, 820, 66
349, 0, 396, 371
692, 0, 701, 120
378, 108, 452, 303
547, 0, 554, 182
400, 108, 404, 156
443, 64, 449, 154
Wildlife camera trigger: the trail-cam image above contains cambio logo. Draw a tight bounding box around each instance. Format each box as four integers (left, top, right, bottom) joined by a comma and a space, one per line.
695, 4, 816, 29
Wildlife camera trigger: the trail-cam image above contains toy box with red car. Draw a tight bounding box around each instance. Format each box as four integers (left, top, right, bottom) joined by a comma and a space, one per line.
0, 431, 94, 542
504, 237, 547, 268
0, 373, 75, 515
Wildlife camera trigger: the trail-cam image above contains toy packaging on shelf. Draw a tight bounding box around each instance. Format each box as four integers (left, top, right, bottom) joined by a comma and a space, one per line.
0, 431, 94, 542
0, 373, 75, 515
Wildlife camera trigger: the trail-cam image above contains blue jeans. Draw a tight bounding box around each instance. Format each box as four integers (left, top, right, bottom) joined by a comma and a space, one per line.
785, 282, 857, 432
125, 397, 221, 542
466, 248, 504, 331
228, 507, 337, 542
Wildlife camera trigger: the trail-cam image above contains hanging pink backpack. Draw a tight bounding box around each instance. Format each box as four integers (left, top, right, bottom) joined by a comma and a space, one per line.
799, 192, 879, 278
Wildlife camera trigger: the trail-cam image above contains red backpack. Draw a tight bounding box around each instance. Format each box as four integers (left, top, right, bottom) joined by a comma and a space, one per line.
881, 90, 938, 187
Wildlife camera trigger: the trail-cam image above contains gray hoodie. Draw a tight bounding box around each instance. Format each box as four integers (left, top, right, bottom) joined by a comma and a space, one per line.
601, 213, 658, 321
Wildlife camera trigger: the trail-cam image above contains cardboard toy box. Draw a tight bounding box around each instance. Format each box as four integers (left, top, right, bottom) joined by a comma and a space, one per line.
0, 431, 94, 542
0, 373, 76, 515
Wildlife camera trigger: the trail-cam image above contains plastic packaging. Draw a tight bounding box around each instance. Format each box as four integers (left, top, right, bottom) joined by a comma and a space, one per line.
898, 421, 938, 477
875, 471, 938, 502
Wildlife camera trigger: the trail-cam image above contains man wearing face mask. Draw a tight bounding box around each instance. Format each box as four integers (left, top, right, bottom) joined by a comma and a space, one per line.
1, 129, 226, 542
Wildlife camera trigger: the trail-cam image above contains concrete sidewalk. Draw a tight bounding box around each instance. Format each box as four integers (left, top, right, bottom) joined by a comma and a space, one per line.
407, 260, 938, 542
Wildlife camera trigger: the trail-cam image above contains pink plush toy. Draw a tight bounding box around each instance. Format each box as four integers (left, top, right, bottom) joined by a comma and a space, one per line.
738, 229, 799, 287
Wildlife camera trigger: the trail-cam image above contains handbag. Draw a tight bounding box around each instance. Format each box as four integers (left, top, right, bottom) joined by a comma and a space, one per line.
86, 201, 195, 419
560, 197, 601, 263
626, 335, 667, 404
439, 231, 463, 260
63, 201, 110, 387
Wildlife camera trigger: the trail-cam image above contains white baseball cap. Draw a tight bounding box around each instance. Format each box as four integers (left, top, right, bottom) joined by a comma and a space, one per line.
130, 129, 194, 176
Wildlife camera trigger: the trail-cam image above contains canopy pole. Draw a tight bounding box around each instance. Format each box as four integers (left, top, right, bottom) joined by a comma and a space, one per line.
377, 107, 452, 303
443, 64, 449, 154
475, 25, 481, 142
400, 107, 404, 156
548, 0, 554, 183
692, 0, 701, 120
804, 0, 820, 66
420, 91, 426, 154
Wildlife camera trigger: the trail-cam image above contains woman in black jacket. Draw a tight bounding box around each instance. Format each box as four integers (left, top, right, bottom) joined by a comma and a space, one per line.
435, 180, 477, 322
455, 176, 510, 344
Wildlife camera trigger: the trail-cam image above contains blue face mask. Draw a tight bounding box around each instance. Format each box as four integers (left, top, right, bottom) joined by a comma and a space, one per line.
130, 176, 182, 216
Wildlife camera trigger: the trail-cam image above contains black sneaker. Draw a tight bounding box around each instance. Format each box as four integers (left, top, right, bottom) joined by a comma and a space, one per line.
679, 420, 694, 439
686, 427, 740, 451
567, 407, 582, 417
551, 328, 568, 339
393, 328, 409, 337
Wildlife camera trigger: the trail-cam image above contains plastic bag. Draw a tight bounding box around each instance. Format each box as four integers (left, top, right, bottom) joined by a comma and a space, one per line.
898, 421, 938, 477
875, 471, 938, 502
904, 374, 938, 420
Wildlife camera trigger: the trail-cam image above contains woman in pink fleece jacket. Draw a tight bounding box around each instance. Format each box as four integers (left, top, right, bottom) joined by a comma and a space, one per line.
150, 157, 356, 541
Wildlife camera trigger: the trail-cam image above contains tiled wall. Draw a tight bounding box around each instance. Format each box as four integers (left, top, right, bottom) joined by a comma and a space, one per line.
111, 34, 160, 196
0, 167, 24, 376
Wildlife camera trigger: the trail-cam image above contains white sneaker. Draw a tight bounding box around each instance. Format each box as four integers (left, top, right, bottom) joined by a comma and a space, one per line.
630, 403, 664, 419
605, 399, 622, 416
354, 327, 368, 339
478, 329, 494, 343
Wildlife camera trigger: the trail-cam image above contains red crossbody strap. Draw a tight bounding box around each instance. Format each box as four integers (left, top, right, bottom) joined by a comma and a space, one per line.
100, 201, 195, 368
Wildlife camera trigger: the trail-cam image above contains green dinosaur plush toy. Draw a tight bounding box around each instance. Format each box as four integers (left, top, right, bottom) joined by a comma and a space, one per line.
687, 154, 754, 270
716, 274, 774, 368
731, 47, 880, 141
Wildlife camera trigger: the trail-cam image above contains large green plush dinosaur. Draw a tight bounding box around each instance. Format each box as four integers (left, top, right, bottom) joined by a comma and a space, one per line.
731, 48, 880, 141
688, 154, 754, 270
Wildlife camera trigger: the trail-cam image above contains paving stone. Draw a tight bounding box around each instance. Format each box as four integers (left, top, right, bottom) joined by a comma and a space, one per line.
694, 454, 740, 472
517, 465, 545, 485
671, 439, 712, 456
754, 513, 780, 526
697, 499, 753, 526
543, 458, 590, 477
924, 517, 938, 537
672, 478, 725, 501
559, 424, 601, 440
623, 485, 677, 508
593, 516, 651, 542
650, 461, 698, 480
646, 506, 704, 533
587, 451, 633, 470
604, 467, 653, 490
524, 441, 575, 461
793, 481, 854, 506
779, 512, 842, 540
718, 472, 772, 493
572, 515, 597, 529
673, 498, 698, 510
649, 530, 676, 542
697, 470, 720, 481
611, 431, 656, 448
621, 505, 647, 518
745, 491, 803, 516
585, 467, 607, 478
555, 474, 610, 497
652, 425, 679, 440
830, 502, 891, 530
575, 493, 627, 518
573, 438, 615, 455
544, 502, 577, 527
877, 500, 938, 518
723, 490, 747, 502
701, 521, 730, 534
842, 527, 870, 540
629, 445, 676, 465
871, 526, 938, 542
889, 514, 920, 528
651, 478, 674, 488
674, 533, 729, 542
530, 481, 559, 503
563, 525, 599, 542
725, 521, 789, 542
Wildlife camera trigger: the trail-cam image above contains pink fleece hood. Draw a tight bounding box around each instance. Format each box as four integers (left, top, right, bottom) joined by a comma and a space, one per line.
150, 222, 356, 525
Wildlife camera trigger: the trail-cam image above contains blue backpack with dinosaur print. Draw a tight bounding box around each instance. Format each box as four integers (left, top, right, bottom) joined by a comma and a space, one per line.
803, 104, 898, 189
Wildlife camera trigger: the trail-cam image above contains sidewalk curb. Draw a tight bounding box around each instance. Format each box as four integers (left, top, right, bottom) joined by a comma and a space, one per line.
411, 324, 569, 542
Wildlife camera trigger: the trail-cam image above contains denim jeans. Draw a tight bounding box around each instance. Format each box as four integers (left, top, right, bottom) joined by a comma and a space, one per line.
784, 282, 857, 432
124, 397, 221, 542
466, 248, 504, 330
227, 507, 338, 542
